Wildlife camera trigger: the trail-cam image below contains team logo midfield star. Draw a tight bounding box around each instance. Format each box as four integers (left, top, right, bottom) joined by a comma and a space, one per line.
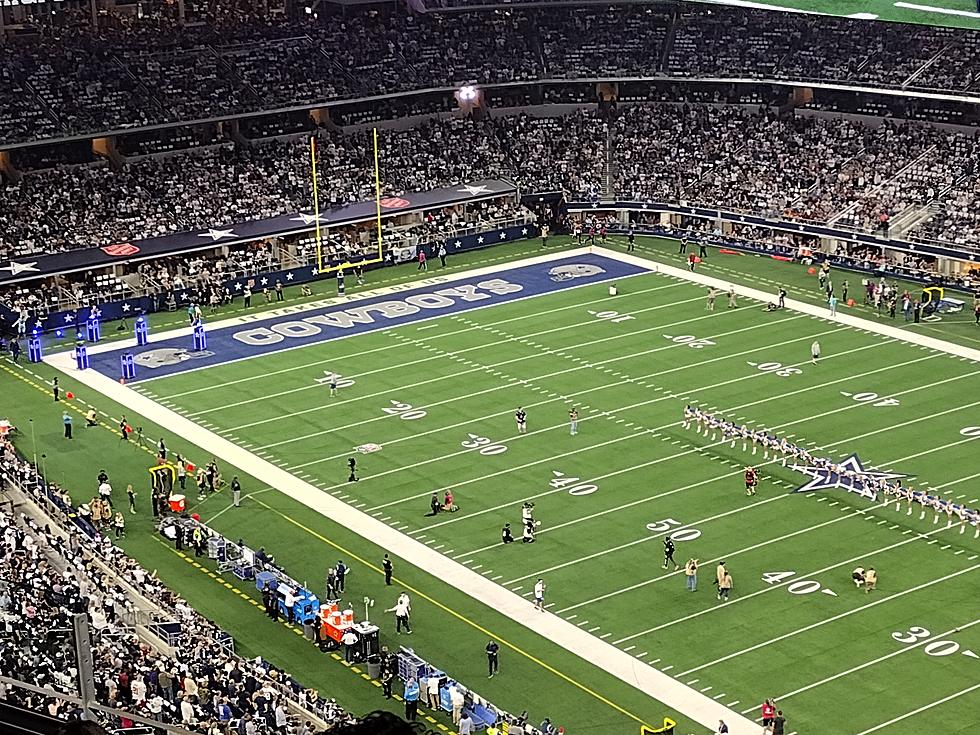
791, 453, 907, 501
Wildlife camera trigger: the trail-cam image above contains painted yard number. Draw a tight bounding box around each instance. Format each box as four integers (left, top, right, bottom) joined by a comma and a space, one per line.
664, 334, 716, 348
550, 471, 598, 496
462, 434, 508, 455
747, 361, 803, 377
961, 427, 980, 437
588, 309, 635, 323
646, 518, 701, 541
892, 626, 979, 660
382, 400, 427, 420
840, 391, 900, 407
762, 570, 837, 597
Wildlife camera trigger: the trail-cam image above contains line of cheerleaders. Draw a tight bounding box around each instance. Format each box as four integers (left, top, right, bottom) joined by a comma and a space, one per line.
682, 405, 980, 537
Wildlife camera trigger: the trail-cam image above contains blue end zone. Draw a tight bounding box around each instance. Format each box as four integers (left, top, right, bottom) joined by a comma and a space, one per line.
89, 253, 650, 381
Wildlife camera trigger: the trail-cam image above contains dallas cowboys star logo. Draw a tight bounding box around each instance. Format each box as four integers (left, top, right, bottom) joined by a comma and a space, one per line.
792, 453, 907, 501
457, 184, 492, 196
198, 228, 237, 242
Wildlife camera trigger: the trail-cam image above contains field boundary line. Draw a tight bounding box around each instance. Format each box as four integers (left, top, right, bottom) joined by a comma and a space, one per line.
597, 246, 980, 363
752, 618, 980, 711
851, 680, 980, 735
675, 562, 980, 677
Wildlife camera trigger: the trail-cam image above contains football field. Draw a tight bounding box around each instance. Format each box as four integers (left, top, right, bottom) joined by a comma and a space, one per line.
51, 246, 980, 734
707, 0, 980, 27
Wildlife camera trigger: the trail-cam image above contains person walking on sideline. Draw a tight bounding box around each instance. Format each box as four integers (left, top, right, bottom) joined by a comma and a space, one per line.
811, 340, 821, 364
778, 287, 786, 309
52, 377, 60, 401
231, 476, 242, 507
387, 592, 412, 633
417, 249, 427, 271
828, 294, 838, 317
336, 560, 347, 592
706, 287, 716, 311
486, 639, 499, 678
127, 484, 137, 514
727, 286, 737, 309
382, 554, 393, 585
717, 721, 729, 734
10, 340, 20, 363
685, 558, 699, 591
438, 243, 447, 267
569, 408, 578, 436
63, 412, 73, 439
773, 710, 786, 735
534, 579, 546, 611
403, 678, 419, 721
627, 229, 635, 252
119, 415, 129, 441
540, 224, 550, 248
458, 713, 474, 735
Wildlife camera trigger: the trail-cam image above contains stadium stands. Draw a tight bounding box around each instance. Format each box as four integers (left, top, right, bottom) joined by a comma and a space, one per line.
3, 4, 980, 144
0, 438, 357, 733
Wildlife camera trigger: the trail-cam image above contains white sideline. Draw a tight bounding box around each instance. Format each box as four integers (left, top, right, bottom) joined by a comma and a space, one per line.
593, 246, 980, 363
45, 249, 759, 733
44, 247, 980, 734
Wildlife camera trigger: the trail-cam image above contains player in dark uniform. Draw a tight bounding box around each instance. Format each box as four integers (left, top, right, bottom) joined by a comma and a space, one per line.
744, 466, 758, 496
627, 229, 635, 252
515, 407, 527, 434
348, 456, 358, 482
663, 537, 679, 570
679, 236, 688, 255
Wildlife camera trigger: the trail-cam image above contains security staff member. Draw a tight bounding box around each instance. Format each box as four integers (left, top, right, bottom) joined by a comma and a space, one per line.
382, 554, 393, 585
486, 640, 500, 678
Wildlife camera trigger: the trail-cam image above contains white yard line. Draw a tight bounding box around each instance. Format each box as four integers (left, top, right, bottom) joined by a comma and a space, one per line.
612, 524, 968, 646
677, 563, 980, 676
166, 280, 686, 399
750, 618, 980, 712
553, 445, 980, 613
42, 247, 980, 735
368, 336, 897, 514
427, 368, 980, 537
851, 681, 980, 734
235, 309, 808, 435
285, 316, 842, 471
893, 2, 980, 20
597, 246, 980, 363
184, 286, 700, 415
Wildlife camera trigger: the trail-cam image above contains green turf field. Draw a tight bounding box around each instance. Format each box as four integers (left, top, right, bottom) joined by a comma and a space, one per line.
7, 237, 980, 735
131, 241, 980, 733
706, 0, 980, 27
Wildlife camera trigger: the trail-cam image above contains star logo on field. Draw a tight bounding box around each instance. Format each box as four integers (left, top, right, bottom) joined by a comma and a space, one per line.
285, 272, 294, 281
457, 184, 492, 196
290, 213, 328, 225
198, 228, 237, 242
792, 453, 906, 501
121, 303, 131, 313
0, 261, 40, 275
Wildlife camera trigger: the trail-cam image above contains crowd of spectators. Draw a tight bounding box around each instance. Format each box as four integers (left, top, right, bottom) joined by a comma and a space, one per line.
3, 104, 980, 264
0, 439, 354, 733
3, 4, 980, 145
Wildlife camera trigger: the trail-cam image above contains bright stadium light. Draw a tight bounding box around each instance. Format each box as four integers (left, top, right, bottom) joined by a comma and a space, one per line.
458, 85, 478, 102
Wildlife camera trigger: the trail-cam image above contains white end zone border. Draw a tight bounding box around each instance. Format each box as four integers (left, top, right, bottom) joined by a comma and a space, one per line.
44, 248, 757, 733
595, 245, 980, 363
